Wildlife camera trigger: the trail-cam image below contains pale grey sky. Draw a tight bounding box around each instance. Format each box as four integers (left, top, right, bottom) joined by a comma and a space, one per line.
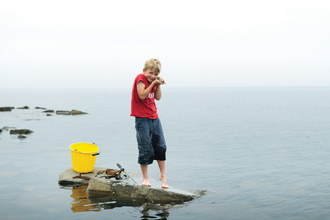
1, 0, 329, 88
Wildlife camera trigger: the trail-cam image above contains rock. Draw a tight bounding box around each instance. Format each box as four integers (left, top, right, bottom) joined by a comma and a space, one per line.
0, 107, 14, 112
71, 109, 88, 115
58, 167, 196, 203
42, 110, 54, 113
2, 126, 16, 131
18, 135, 26, 139
10, 129, 34, 135
46, 114, 52, 116
58, 167, 101, 186
17, 106, 29, 109
87, 177, 195, 202
35, 107, 46, 109
56, 110, 71, 115
0, 129, 2, 133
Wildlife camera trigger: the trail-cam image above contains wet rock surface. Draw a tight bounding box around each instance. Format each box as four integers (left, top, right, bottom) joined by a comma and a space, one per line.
58, 167, 196, 203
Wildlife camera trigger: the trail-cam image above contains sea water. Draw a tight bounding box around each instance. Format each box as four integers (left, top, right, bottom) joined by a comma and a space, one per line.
0, 87, 329, 220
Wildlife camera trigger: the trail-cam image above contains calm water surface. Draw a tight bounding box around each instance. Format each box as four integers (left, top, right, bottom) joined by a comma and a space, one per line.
0, 87, 329, 220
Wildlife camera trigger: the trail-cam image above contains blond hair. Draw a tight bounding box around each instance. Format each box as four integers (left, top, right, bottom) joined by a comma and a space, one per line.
144, 58, 162, 73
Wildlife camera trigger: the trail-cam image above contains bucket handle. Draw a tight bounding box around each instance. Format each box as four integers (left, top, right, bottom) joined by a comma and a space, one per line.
92, 142, 100, 156
73, 143, 101, 156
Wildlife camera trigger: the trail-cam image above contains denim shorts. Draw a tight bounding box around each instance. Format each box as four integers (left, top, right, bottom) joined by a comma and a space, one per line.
135, 117, 167, 165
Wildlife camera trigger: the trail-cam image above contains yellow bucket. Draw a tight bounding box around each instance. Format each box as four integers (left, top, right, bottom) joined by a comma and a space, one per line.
70, 143, 100, 173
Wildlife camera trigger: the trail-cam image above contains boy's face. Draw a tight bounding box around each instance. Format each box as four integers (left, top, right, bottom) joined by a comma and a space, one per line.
143, 68, 159, 83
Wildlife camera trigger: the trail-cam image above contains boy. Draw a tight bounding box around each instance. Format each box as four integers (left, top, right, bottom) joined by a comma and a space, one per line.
130, 58, 168, 189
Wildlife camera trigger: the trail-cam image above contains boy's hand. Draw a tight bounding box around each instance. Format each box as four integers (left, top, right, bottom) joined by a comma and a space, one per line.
156, 77, 166, 85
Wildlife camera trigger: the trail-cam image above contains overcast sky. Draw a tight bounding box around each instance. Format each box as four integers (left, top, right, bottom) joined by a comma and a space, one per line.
1, 0, 329, 88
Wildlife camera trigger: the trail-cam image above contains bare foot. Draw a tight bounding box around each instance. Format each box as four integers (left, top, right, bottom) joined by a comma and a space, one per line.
142, 180, 151, 187
140, 164, 151, 187
159, 176, 169, 189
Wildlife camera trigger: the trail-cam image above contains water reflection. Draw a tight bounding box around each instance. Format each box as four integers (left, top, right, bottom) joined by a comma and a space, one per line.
67, 184, 181, 219
140, 203, 170, 220
70, 185, 100, 212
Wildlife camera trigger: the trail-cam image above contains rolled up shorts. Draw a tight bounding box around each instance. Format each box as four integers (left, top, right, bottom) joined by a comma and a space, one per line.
135, 117, 166, 165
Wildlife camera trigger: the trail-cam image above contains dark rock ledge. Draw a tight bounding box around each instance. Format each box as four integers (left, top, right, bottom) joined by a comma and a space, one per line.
17, 106, 29, 109
56, 109, 88, 115
0, 107, 14, 112
10, 129, 34, 135
42, 110, 54, 113
1, 127, 34, 139
0, 106, 88, 115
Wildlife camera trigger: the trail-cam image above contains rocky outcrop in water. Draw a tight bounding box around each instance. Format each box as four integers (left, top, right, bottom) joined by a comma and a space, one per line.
43, 110, 54, 113
0, 127, 32, 139
9, 129, 34, 139
18, 135, 27, 139
0, 107, 14, 111
58, 167, 196, 203
56, 110, 71, 115
71, 109, 88, 115
56, 110, 88, 115
2, 126, 15, 131
10, 129, 34, 135
0, 106, 87, 115
17, 106, 29, 109
1, 107, 88, 139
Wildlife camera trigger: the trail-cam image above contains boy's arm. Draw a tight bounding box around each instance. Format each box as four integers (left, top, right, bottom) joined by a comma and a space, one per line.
154, 76, 164, 101
154, 84, 161, 101
137, 81, 155, 101
137, 77, 164, 101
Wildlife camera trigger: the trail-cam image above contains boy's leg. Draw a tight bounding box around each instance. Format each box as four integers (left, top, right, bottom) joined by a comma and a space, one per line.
157, 160, 169, 189
152, 118, 168, 189
135, 117, 154, 186
140, 164, 151, 187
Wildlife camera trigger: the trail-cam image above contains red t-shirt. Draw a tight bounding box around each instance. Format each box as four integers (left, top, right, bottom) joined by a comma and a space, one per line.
130, 74, 158, 119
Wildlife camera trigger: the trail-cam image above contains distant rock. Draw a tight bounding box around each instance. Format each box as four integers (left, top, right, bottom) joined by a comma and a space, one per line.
46, 114, 52, 116
17, 106, 29, 109
2, 126, 16, 131
35, 107, 46, 109
10, 129, 34, 135
18, 135, 26, 139
56, 110, 71, 115
56, 109, 88, 115
71, 109, 88, 115
0, 107, 14, 112
0, 129, 2, 133
43, 110, 54, 113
